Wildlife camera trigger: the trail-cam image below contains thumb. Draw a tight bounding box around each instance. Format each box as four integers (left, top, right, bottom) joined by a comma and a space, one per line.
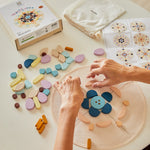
92, 79, 111, 88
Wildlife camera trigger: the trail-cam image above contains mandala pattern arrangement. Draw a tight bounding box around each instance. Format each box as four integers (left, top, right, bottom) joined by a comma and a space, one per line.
143, 62, 150, 70
137, 48, 150, 60
114, 34, 130, 48
133, 33, 149, 46
15, 9, 43, 28
111, 23, 127, 32
116, 49, 133, 62
130, 21, 145, 32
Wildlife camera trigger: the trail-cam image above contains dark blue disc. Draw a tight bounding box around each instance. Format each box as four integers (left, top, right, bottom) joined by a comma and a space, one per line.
24, 59, 34, 68
101, 92, 113, 102
86, 90, 98, 99
89, 107, 100, 117
81, 98, 89, 109
101, 103, 112, 114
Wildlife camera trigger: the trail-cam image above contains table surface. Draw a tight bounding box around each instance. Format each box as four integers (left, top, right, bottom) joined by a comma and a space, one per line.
0, 0, 150, 150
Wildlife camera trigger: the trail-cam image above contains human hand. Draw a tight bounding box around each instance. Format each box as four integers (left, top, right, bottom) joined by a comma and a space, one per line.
87, 58, 128, 88
54, 76, 84, 117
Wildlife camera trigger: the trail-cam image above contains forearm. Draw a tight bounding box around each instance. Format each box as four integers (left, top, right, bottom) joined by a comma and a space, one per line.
124, 66, 150, 84
54, 106, 76, 150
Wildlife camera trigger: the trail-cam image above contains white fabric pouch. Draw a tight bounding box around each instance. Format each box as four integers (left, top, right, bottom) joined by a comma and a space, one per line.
64, 0, 126, 39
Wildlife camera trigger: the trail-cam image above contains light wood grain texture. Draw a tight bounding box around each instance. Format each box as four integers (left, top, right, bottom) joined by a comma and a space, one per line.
132, 0, 150, 12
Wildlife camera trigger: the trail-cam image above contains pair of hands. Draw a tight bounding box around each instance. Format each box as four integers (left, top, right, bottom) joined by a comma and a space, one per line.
54, 58, 128, 116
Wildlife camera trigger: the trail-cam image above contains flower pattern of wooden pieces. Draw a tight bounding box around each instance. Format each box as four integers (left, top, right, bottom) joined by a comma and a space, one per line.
133, 33, 149, 46
137, 48, 150, 60
113, 34, 130, 47
130, 21, 145, 32
111, 23, 127, 32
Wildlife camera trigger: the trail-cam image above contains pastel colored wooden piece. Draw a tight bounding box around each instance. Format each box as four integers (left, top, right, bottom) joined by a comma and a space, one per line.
41, 80, 52, 89
24, 80, 32, 89
24, 59, 34, 68
31, 57, 41, 67
28, 89, 38, 98
62, 62, 69, 70
17, 69, 26, 80
65, 46, 73, 51
86, 90, 98, 98
91, 96, 105, 109
25, 98, 35, 110
116, 120, 123, 127
33, 97, 41, 109
46, 68, 52, 74
66, 57, 74, 64
56, 45, 64, 53
10, 72, 17, 79
39, 68, 46, 74
14, 81, 25, 92
41, 55, 51, 64
101, 92, 113, 102
40, 48, 48, 56
51, 49, 59, 58
28, 55, 37, 60
61, 51, 70, 58
110, 86, 122, 97
38, 92, 48, 103
42, 114, 48, 124
88, 123, 94, 131
94, 48, 105, 56
55, 64, 62, 70
89, 107, 100, 117
10, 76, 22, 87
118, 106, 127, 119
15, 89, 24, 95
78, 112, 90, 124
87, 138, 91, 149
75, 54, 85, 63
58, 54, 66, 63
38, 124, 45, 134
35, 118, 43, 129
122, 100, 130, 106
43, 89, 50, 96
52, 70, 58, 77
33, 74, 44, 84
96, 120, 112, 128
81, 98, 89, 109
101, 103, 112, 114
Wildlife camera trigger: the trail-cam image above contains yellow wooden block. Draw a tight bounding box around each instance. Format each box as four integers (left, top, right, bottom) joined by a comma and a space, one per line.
33, 97, 41, 109
17, 69, 26, 80
33, 74, 44, 84
31, 57, 41, 67
10, 77, 22, 87
87, 138, 91, 149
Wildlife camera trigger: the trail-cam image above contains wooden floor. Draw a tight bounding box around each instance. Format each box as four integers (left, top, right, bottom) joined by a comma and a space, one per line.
132, 0, 150, 12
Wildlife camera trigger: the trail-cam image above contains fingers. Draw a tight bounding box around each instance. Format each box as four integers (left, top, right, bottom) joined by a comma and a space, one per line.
92, 79, 111, 88
94, 58, 106, 63
87, 68, 103, 78
90, 63, 100, 71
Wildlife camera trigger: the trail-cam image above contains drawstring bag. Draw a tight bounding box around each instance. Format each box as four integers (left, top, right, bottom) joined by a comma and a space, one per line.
64, 0, 125, 39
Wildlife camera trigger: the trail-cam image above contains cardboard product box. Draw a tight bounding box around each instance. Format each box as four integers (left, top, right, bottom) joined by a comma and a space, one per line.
0, 0, 63, 50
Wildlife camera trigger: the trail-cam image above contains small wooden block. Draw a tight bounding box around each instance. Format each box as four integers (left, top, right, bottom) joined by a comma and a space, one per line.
51, 49, 59, 58
17, 69, 26, 80
10, 76, 22, 87
38, 124, 45, 134
122, 100, 130, 106
33, 74, 44, 84
42, 114, 48, 124
58, 54, 66, 63
33, 97, 41, 109
96, 120, 112, 128
65, 46, 73, 51
35, 118, 43, 129
31, 57, 41, 68
56, 45, 64, 53
28, 89, 39, 98
14, 81, 25, 92
88, 123, 94, 131
87, 138, 91, 149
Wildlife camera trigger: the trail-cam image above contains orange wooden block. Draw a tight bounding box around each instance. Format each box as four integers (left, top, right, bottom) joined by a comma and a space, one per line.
38, 124, 45, 134
65, 47, 73, 51
122, 100, 130, 106
116, 120, 123, 127
42, 114, 48, 124
88, 123, 94, 131
87, 138, 91, 149
35, 118, 43, 130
